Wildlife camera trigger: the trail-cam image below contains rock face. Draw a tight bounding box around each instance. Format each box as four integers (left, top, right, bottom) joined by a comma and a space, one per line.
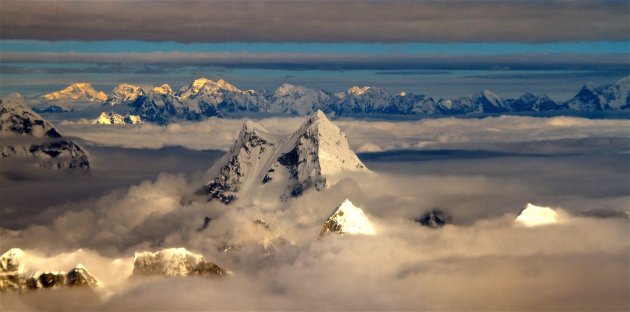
132, 248, 225, 278
320, 199, 376, 236
67, 264, 101, 287
0, 249, 100, 291
0, 96, 90, 169
415, 209, 453, 228
201, 110, 368, 203
92, 111, 142, 125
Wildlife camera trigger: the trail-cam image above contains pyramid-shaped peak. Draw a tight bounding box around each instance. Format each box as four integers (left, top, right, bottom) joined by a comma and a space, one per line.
1, 95, 31, 112
67, 263, 101, 287
321, 199, 376, 236
310, 109, 329, 122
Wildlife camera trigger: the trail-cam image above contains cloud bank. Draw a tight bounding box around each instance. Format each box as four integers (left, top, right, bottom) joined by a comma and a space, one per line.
1, 1, 628, 42
2, 114, 628, 310
2, 51, 627, 72
59, 115, 630, 153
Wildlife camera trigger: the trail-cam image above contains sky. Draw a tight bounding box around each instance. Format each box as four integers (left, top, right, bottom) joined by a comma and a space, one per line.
0, 0, 628, 99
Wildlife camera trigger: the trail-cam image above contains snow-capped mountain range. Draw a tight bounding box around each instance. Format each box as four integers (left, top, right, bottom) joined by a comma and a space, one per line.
200, 110, 368, 203
0, 247, 225, 292
22, 76, 630, 124
0, 95, 90, 169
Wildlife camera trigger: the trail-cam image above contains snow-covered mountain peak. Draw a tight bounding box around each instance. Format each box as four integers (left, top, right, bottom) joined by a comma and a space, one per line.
515, 203, 559, 227
274, 83, 311, 97
192, 77, 239, 93
479, 89, 503, 103
177, 78, 242, 100
93, 112, 125, 125
43, 82, 107, 102
216, 79, 238, 91
347, 86, 371, 96
133, 248, 203, 277
566, 76, 630, 111
320, 199, 376, 236
92, 111, 142, 125
152, 84, 173, 95
67, 264, 101, 287
1, 96, 61, 138
614, 76, 630, 87
202, 111, 368, 203
133, 248, 225, 278
290, 109, 368, 178
104, 83, 145, 106
268, 84, 331, 115
1, 248, 26, 273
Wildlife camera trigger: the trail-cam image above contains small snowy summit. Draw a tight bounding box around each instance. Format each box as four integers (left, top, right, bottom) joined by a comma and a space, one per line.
133, 248, 225, 278
92, 111, 142, 125
320, 199, 376, 236
201, 110, 368, 203
43, 82, 107, 102
515, 203, 559, 227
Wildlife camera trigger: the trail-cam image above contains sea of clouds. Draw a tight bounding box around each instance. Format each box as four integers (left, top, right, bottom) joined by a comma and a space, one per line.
1, 115, 628, 310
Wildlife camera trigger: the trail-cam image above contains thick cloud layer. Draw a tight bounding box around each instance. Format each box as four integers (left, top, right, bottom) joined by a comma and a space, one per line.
1, 1, 628, 42
1, 115, 628, 310
58, 115, 630, 152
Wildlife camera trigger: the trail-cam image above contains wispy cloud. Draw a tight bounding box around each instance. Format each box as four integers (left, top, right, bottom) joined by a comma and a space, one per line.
2, 51, 627, 71
1, 1, 628, 43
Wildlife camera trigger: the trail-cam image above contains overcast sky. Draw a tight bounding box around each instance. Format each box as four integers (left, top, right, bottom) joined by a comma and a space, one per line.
0, 1, 628, 99
1, 0, 628, 42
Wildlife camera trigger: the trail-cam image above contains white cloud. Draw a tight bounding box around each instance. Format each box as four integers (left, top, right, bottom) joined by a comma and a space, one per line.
2, 114, 629, 310
59, 115, 629, 153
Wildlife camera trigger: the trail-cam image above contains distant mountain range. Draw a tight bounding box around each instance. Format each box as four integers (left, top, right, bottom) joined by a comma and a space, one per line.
29, 76, 630, 124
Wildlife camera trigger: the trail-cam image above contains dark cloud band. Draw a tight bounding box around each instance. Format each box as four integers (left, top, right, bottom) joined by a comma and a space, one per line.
1, 51, 627, 71
1, 0, 628, 43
